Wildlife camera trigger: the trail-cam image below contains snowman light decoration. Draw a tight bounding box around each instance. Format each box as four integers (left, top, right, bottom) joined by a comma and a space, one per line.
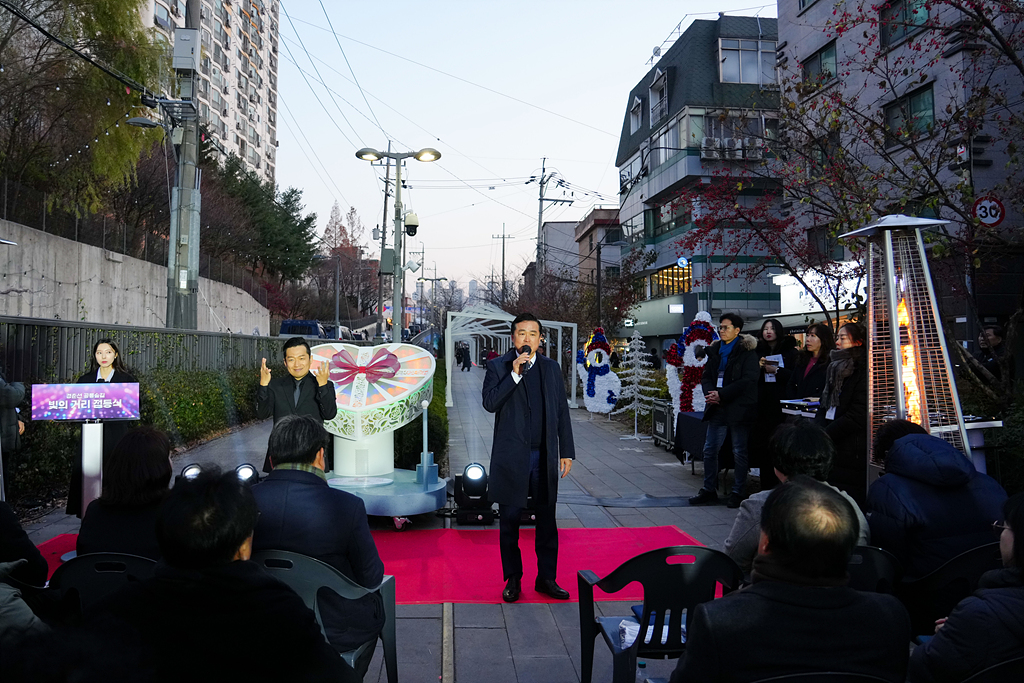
576, 327, 621, 414
665, 311, 718, 417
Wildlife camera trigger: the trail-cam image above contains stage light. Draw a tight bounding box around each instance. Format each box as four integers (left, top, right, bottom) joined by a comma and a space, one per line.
454, 462, 494, 525
181, 463, 202, 479
235, 463, 260, 485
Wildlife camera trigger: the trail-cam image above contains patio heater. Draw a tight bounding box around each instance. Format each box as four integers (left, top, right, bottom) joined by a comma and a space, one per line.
841, 215, 971, 476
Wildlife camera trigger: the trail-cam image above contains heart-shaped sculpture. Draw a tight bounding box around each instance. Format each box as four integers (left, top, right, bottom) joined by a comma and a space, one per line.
311, 342, 435, 440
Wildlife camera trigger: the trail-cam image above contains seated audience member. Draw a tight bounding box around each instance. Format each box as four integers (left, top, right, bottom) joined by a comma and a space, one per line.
77, 427, 172, 560
0, 501, 48, 586
253, 415, 385, 666
0, 560, 49, 647
907, 492, 1024, 682
671, 476, 910, 683
866, 420, 1007, 579
92, 468, 345, 682
724, 422, 869, 578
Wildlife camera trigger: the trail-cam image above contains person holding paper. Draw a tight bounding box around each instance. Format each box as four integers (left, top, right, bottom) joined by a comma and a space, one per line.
67, 338, 137, 517
751, 318, 798, 490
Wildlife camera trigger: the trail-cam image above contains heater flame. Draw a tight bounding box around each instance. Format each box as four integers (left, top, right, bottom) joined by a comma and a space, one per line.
897, 298, 923, 426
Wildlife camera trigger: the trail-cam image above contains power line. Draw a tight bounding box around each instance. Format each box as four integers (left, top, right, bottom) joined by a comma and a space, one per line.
317, 0, 384, 134
278, 102, 349, 206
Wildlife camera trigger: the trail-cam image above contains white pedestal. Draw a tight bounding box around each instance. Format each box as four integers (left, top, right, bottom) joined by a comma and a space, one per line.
81, 422, 104, 512
332, 432, 393, 478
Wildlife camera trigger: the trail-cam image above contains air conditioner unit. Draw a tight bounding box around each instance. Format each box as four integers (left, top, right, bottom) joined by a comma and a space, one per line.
225, 16, 231, 27
745, 137, 763, 159
700, 137, 721, 160
724, 137, 744, 159
224, 37, 231, 50
171, 5, 179, 15
256, 140, 261, 148
222, 107, 229, 116
249, 93, 257, 102
235, 122, 241, 130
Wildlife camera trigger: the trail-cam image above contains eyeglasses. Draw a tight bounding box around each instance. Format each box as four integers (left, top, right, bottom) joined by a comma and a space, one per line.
993, 521, 1011, 534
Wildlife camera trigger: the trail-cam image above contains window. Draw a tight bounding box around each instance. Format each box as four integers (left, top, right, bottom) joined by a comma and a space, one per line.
622, 214, 644, 244
604, 228, 622, 243
798, 0, 818, 8
802, 42, 837, 84
630, 96, 642, 134
651, 119, 680, 167
154, 4, 171, 30
650, 69, 668, 124
619, 153, 643, 193
881, 0, 929, 48
884, 86, 934, 147
650, 199, 690, 238
720, 39, 776, 85
588, 235, 593, 251
605, 266, 621, 279
650, 264, 692, 298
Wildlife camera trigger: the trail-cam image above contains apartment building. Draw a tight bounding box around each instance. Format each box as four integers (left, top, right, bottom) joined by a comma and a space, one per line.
144, 0, 279, 183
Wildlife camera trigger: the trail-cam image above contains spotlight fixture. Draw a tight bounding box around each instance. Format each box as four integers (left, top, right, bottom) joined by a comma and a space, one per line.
454, 462, 494, 525
181, 463, 203, 479
235, 463, 260, 485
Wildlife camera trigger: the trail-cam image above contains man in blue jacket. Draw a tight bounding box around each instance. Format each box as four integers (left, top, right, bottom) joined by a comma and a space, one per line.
252, 415, 384, 673
482, 313, 576, 603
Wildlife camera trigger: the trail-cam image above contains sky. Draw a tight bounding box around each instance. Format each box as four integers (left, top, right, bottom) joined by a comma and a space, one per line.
274, 0, 778, 297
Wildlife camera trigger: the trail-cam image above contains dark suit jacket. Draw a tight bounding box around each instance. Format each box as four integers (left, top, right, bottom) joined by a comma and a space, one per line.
0, 501, 48, 586
255, 374, 337, 425
93, 559, 346, 682
482, 349, 575, 508
700, 335, 760, 426
670, 579, 910, 683
786, 354, 830, 399
77, 499, 163, 561
251, 468, 385, 651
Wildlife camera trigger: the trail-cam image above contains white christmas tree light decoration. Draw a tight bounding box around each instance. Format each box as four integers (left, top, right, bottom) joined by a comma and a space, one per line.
613, 329, 659, 440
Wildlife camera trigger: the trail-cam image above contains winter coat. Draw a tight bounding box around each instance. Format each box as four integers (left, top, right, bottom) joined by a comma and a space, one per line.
786, 353, 830, 400
908, 568, 1024, 683
700, 334, 760, 426
866, 434, 1007, 579
814, 347, 868, 503
751, 337, 799, 472
0, 371, 25, 456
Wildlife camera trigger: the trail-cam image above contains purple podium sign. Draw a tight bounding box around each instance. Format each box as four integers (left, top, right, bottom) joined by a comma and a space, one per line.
31, 383, 141, 421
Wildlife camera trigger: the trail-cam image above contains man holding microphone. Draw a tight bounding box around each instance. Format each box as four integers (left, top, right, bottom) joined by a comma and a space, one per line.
482, 313, 576, 603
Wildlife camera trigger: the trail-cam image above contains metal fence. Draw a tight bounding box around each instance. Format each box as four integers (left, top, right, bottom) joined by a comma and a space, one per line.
0, 316, 281, 382
1, 177, 268, 308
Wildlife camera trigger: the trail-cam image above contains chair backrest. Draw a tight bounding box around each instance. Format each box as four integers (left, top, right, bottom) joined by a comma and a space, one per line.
250, 549, 373, 638
48, 552, 157, 615
899, 542, 1002, 633
596, 545, 743, 659
961, 656, 1024, 682
752, 673, 892, 682
847, 546, 903, 594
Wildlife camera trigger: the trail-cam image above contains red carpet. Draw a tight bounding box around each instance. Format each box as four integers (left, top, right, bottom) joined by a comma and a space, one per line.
36, 533, 78, 579
36, 526, 703, 603
369, 525, 701, 604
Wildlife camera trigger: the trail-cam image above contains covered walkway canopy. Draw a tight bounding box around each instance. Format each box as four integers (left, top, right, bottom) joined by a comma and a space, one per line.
445, 303, 577, 408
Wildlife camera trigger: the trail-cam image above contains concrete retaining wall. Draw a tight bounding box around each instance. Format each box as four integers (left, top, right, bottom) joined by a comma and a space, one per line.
0, 220, 269, 334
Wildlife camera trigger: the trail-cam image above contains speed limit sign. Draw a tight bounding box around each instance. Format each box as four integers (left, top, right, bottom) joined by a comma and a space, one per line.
973, 196, 1005, 227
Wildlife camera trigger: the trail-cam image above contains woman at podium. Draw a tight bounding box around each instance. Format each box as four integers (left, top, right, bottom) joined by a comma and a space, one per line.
66, 338, 137, 517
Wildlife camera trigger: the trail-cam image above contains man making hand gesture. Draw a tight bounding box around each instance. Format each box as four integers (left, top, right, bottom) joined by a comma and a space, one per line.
256, 337, 338, 472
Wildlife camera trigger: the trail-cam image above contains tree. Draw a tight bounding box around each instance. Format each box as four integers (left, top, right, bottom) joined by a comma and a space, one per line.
612, 330, 658, 440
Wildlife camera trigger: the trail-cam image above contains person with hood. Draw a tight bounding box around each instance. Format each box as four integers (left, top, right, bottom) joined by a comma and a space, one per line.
689, 313, 760, 508
814, 322, 869, 504
907, 492, 1024, 682
865, 420, 1007, 579
750, 318, 799, 490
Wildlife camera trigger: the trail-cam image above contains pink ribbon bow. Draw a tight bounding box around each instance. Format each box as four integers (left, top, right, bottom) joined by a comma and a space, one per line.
329, 348, 401, 386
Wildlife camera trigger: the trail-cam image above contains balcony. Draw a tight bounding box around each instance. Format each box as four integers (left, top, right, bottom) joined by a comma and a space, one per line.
650, 98, 668, 125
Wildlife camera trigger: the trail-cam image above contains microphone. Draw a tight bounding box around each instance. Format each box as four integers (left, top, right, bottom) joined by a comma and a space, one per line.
518, 345, 532, 376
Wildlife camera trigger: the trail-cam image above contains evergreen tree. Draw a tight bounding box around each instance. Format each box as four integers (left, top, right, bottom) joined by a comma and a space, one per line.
613, 330, 659, 440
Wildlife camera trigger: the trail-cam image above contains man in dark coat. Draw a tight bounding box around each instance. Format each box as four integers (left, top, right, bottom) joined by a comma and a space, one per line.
252, 414, 384, 673
0, 369, 25, 465
671, 477, 910, 683
482, 312, 575, 603
689, 313, 760, 508
256, 337, 337, 472
92, 467, 346, 683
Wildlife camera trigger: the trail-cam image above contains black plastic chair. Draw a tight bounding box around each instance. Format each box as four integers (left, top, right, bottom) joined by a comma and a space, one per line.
251, 549, 397, 683
48, 552, 156, 616
897, 542, 1002, 636
961, 656, 1024, 682
751, 673, 892, 682
578, 545, 743, 683
847, 545, 903, 594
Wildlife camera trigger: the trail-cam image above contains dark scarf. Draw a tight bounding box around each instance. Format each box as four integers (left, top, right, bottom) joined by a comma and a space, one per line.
820, 346, 864, 410
751, 552, 849, 588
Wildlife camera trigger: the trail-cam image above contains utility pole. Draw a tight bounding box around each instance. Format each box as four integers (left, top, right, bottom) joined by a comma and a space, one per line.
412, 245, 425, 327
375, 148, 392, 342
492, 223, 513, 307
534, 157, 572, 296
165, 0, 203, 329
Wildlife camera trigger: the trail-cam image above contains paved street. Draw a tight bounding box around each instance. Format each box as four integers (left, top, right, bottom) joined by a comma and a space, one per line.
26, 365, 743, 683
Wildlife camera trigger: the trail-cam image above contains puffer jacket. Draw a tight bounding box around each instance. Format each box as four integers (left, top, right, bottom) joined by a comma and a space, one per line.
908, 568, 1024, 683
866, 434, 1007, 578
700, 334, 759, 426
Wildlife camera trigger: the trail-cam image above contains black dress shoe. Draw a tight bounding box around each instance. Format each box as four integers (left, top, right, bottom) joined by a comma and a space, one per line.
503, 576, 521, 603
535, 578, 570, 600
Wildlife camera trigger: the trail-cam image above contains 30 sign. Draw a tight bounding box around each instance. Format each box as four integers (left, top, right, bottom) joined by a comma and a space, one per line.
972, 196, 1005, 227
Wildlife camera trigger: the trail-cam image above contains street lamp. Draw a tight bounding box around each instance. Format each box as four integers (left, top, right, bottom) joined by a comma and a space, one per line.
355, 147, 440, 335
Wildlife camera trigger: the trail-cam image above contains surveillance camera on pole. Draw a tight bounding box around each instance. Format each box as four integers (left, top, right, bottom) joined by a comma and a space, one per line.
404, 212, 420, 237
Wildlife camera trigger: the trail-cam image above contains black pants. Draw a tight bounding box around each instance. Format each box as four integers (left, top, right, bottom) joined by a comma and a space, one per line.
498, 449, 558, 581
